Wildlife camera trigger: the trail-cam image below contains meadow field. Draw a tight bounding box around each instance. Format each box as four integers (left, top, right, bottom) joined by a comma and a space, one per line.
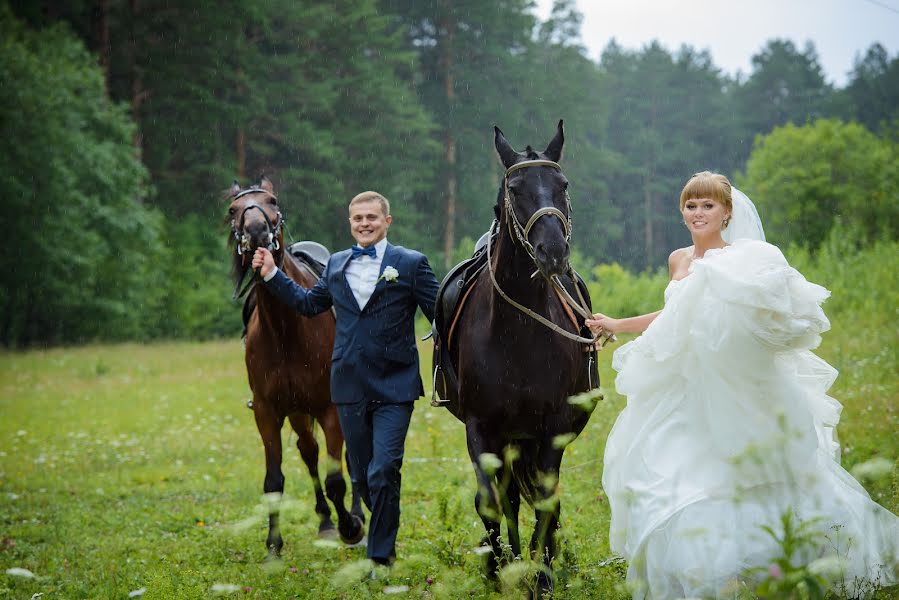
2, 241, 898, 600
1, 313, 897, 599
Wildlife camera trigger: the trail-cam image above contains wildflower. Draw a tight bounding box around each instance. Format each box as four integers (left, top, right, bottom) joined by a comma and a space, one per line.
552, 433, 577, 449
850, 457, 893, 482
426, 576, 434, 585
128, 588, 146, 598
383, 585, 410, 594
5, 567, 35, 578
808, 555, 848, 579
289, 567, 298, 573
478, 453, 502, 475
767, 563, 783, 579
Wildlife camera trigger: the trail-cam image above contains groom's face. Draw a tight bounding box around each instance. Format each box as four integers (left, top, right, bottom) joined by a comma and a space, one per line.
349, 199, 391, 248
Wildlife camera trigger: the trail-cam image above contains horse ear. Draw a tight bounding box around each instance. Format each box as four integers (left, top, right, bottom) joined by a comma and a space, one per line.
230, 180, 241, 197
494, 126, 519, 169
259, 175, 274, 194
543, 119, 564, 162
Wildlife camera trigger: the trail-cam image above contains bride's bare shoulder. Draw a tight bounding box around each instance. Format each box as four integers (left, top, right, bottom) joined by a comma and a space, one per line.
668, 246, 693, 280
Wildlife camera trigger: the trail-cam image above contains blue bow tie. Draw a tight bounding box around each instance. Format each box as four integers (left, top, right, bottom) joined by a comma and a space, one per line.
351, 244, 377, 259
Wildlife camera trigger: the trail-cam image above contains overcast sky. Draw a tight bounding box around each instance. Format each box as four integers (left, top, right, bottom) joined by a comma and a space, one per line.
533, 0, 899, 86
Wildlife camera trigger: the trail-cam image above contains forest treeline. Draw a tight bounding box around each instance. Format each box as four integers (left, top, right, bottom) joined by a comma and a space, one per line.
2, 0, 897, 346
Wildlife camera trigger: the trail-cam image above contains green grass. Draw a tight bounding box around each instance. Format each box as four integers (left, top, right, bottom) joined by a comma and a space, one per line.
2, 247, 898, 600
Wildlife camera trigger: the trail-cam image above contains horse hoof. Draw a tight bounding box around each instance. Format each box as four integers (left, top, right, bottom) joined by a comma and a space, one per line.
339, 514, 365, 545
265, 547, 282, 562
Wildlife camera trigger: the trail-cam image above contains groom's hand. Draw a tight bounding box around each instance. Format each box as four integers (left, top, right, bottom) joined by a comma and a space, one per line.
252, 247, 275, 278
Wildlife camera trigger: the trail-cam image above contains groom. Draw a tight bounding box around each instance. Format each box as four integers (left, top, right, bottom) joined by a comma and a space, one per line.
252, 190, 439, 565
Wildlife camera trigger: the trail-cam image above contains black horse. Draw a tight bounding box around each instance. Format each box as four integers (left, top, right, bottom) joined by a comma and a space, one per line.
441, 121, 598, 596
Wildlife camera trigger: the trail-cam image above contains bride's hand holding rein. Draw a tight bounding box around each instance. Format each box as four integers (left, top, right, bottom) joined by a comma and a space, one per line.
586, 313, 620, 337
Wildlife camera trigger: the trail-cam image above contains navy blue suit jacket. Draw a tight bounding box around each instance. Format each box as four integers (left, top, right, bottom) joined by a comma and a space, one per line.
264, 242, 438, 405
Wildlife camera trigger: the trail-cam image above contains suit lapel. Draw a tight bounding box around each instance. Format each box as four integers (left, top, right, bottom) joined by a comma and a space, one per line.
335, 250, 361, 313
365, 242, 396, 310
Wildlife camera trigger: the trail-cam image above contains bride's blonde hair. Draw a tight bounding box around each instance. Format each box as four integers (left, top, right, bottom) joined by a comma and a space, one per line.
679, 171, 733, 212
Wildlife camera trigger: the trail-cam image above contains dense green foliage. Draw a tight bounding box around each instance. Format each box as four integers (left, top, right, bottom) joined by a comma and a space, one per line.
0, 241, 896, 598
0, 4, 163, 346
738, 119, 899, 251
2, 0, 898, 344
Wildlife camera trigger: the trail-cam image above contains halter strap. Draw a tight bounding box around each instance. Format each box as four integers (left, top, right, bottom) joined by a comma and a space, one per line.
234, 188, 279, 202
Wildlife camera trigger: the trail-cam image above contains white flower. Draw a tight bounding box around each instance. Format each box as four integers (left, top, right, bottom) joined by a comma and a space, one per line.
807, 555, 848, 580
5, 567, 36, 578
380, 266, 399, 282
383, 585, 410, 594
128, 588, 147, 598
850, 457, 893, 482
478, 452, 503, 475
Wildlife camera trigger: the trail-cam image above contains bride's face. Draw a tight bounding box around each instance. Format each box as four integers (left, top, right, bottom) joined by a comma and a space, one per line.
682, 197, 730, 236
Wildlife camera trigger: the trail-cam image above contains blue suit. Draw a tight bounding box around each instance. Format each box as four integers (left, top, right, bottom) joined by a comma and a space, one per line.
264, 241, 438, 562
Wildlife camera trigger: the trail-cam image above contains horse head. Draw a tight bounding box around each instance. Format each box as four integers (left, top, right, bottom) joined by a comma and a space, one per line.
494, 120, 571, 279
227, 175, 283, 296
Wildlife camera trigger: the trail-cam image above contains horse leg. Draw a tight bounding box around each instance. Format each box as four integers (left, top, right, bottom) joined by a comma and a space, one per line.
465, 421, 503, 578
529, 444, 564, 598
287, 413, 335, 538
253, 401, 285, 558
319, 408, 365, 545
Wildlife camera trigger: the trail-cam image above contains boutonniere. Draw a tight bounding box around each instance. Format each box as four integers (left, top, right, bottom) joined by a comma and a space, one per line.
379, 266, 399, 283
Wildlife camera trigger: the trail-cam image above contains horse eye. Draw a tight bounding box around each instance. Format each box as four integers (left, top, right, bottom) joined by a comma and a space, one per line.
229, 207, 236, 215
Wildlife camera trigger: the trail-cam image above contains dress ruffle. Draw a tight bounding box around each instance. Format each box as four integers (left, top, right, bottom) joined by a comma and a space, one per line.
602, 240, 899, 599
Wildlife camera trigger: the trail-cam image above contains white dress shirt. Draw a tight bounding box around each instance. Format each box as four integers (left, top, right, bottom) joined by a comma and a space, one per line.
263, 238, 387, 310
343, 238, 387, 310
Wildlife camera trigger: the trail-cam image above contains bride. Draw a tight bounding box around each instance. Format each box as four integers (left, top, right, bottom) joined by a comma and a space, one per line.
587, 171, 898, 599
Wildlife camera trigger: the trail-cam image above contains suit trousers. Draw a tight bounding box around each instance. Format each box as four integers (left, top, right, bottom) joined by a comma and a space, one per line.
337, 401, 414, 562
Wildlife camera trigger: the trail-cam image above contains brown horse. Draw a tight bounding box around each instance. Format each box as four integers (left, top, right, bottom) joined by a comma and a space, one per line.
227, 176, 364, 557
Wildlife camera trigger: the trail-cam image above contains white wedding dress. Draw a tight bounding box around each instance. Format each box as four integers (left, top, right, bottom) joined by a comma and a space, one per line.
602, 239, 899, 599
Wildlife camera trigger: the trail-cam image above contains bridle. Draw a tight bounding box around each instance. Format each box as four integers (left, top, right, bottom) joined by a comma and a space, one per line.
230, 188, 283, 299
231, 188, 283, 256
487, 159, 603, 346
502, 159, 573, 261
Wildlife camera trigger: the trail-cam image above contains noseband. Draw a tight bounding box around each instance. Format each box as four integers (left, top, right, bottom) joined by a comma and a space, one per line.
231, 188, 283, 256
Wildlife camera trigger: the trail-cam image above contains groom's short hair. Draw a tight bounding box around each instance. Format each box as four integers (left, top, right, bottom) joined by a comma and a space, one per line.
680, 171, 732, 211
349, 191, 390, 217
